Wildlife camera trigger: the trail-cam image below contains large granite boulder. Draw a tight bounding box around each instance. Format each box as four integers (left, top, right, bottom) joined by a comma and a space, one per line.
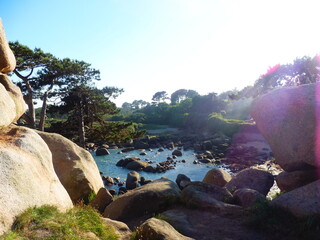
251, 84, 320, 171
0, 19, 16, 73
0, 126, 73, 235
276, 169, 318, 192
225, 168, 274, 196
202, 168, 232, 187
0, 74, 26, 128
136, 217, 194, 240
233, 188, 265, 208
180, 181, 236, 211
37, 131, 104, 203
271, 180, 320, 217
103, 178, 181, 221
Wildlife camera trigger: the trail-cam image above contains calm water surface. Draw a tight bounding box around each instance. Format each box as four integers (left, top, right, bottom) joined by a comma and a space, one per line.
93, 148, 223, 183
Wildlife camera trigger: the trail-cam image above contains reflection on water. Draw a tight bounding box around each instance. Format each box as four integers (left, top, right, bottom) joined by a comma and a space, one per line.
93, 148, 221, 183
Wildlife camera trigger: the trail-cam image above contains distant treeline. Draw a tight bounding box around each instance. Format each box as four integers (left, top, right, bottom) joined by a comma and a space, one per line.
108, 90, 253, 136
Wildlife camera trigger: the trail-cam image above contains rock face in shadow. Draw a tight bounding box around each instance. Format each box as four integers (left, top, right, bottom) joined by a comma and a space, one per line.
251, 84, 320, 172
37, 131, 104, 203
103, 178, 180, 221
225, 168, 274, 196
162, 208, 270, 240
233, 188, 265, 208
96, 147, 110, 156
180, 181, 234, 211
0, 126, 73, 235
271, 180, 320, 217
176, 174, 191, 189
89, 188, 113, 214
136, 217, 194, 240
276, 169, 318, 192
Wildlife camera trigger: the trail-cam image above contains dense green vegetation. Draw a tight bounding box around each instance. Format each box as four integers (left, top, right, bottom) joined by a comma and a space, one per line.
46, 119, 145, 144
0, 205, 118, 240
208, 113, 254, 137
110, 91, 252, 137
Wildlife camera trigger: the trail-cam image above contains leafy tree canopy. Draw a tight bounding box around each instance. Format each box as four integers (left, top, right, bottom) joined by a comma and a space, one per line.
241, 55, 320, 98
152, 91, 169, 104
9, 41, 103, 130
49, 84, 123, 146
171, 89, 199, 104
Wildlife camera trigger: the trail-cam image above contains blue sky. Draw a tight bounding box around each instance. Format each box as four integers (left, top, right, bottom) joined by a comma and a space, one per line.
2, 0, 320, 106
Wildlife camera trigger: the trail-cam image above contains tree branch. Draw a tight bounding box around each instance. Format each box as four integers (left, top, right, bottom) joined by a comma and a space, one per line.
13, 69, 28, 81
25, 68, 34, 78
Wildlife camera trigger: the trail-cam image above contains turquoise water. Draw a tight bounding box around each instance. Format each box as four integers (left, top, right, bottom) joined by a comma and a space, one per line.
93, 148, 222, 184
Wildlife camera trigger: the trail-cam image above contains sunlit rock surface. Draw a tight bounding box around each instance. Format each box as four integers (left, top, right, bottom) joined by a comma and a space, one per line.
0, 19, 16, 73
0, 74, 25, 128
37, 131, 104, 203
103, 178, 180, 221
0, 126, 73, 235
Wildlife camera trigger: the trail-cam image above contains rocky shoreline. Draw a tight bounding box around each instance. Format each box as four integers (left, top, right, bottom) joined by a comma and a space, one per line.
88, 167, 277, 240
91, 125, 274, 196
89, 125, 273, 175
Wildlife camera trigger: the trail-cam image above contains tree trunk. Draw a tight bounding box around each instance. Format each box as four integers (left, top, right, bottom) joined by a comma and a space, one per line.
38, 92, 48, 131
14, 69, 36, 129
39, 83, 54, 131
25, 93, 35, 129
78, 101, 86, 148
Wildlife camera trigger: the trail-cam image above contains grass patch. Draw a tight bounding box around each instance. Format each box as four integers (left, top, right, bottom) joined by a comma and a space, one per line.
246, 200, 320, 240
208, 113, 254, 137
0, 205, 118, 240
88, 191, 97, 203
